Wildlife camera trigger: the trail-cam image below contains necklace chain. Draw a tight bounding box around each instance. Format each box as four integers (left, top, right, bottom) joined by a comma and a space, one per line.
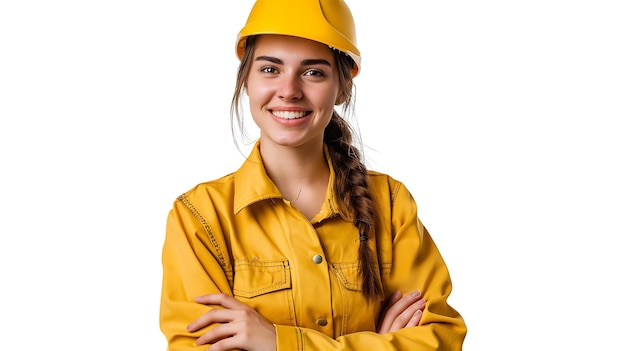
289, 188, 303, 203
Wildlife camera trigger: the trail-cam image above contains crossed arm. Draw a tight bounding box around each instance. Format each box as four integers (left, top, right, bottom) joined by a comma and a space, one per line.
187, 290, 426, 351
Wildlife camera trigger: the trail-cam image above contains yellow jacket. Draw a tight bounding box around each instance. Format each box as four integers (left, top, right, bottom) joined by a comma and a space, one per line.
160, 142, 467, 350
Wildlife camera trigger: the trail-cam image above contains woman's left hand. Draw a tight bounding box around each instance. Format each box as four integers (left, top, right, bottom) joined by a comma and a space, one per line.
187, 293, 277, 351
377, 290, 426, 334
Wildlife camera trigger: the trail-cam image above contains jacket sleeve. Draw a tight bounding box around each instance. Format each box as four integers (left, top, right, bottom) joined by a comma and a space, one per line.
159, 197, 233, 351
272, 181, 467, 350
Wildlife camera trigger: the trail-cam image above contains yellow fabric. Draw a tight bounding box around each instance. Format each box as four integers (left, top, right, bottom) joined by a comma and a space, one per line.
160, 142, 467, 350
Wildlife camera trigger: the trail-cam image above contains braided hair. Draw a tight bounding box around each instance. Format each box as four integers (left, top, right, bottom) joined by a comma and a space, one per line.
325, 49, 383, 301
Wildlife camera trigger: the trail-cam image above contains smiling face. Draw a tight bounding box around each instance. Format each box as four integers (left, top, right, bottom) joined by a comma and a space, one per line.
245, 34, 341, 150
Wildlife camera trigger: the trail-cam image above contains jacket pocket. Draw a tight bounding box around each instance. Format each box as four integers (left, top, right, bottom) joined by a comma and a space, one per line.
233, 259, 291, 298
331, 262, 361, 291
330, 262, 380, 333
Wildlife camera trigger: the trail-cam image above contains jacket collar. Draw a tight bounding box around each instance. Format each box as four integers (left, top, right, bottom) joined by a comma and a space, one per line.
233, 141, 351, 221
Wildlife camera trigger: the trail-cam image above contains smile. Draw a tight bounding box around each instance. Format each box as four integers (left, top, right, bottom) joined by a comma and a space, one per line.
270, 110, 311, 120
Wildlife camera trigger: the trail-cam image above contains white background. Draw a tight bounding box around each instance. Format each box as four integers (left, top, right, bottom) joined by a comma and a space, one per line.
1, 1, 625, 350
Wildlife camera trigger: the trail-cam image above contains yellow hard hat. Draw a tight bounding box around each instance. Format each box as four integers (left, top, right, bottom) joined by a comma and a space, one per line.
236, 0, 361, 77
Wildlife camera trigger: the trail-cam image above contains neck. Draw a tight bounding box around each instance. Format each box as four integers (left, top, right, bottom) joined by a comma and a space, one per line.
259, 140, 330, 207
261, 141, 327, 180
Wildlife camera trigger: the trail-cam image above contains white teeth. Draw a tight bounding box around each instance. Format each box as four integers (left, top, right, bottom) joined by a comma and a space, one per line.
272, 110, 307, 119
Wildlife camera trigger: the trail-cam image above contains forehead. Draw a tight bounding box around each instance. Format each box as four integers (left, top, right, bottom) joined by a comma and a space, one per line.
253, 34, 334, 60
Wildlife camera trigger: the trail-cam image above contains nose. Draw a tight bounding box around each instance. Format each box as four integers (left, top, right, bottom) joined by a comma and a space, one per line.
277, 74, 302, 101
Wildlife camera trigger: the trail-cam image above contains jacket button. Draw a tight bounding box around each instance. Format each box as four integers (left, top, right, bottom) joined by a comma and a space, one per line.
312, 254, 323, 264
316, 317, 328, 326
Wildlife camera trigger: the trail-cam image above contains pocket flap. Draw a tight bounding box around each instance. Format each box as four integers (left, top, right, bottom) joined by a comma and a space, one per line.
233, 259, 291, 298
331, 262, 361, 291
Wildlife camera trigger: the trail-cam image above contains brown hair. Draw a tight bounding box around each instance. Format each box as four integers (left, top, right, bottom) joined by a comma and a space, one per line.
231, 36, 383, 302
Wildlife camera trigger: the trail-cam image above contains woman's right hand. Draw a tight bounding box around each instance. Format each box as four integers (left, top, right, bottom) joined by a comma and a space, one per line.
377, 290, 426, 334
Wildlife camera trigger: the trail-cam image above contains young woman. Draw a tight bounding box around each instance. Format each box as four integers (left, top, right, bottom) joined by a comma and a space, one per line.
160, 1, 467, 350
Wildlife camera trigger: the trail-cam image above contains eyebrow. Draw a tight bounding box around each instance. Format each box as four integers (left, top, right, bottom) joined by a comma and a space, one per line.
255, 56, 332, 67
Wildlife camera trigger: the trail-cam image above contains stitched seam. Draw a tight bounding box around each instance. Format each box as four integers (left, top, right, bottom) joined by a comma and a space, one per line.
233, 259, 291, 297
178, 194, 227, 267
297, 327, 304, 350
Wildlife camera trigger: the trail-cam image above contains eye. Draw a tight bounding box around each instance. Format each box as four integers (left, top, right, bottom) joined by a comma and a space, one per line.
304, 68, 325, 77
260, 66, 278, 74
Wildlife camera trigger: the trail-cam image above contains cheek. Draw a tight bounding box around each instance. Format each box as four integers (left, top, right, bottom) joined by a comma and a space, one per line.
321, 80, 341, 105
247, 81, 274, 104
321, 87, 341, 109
